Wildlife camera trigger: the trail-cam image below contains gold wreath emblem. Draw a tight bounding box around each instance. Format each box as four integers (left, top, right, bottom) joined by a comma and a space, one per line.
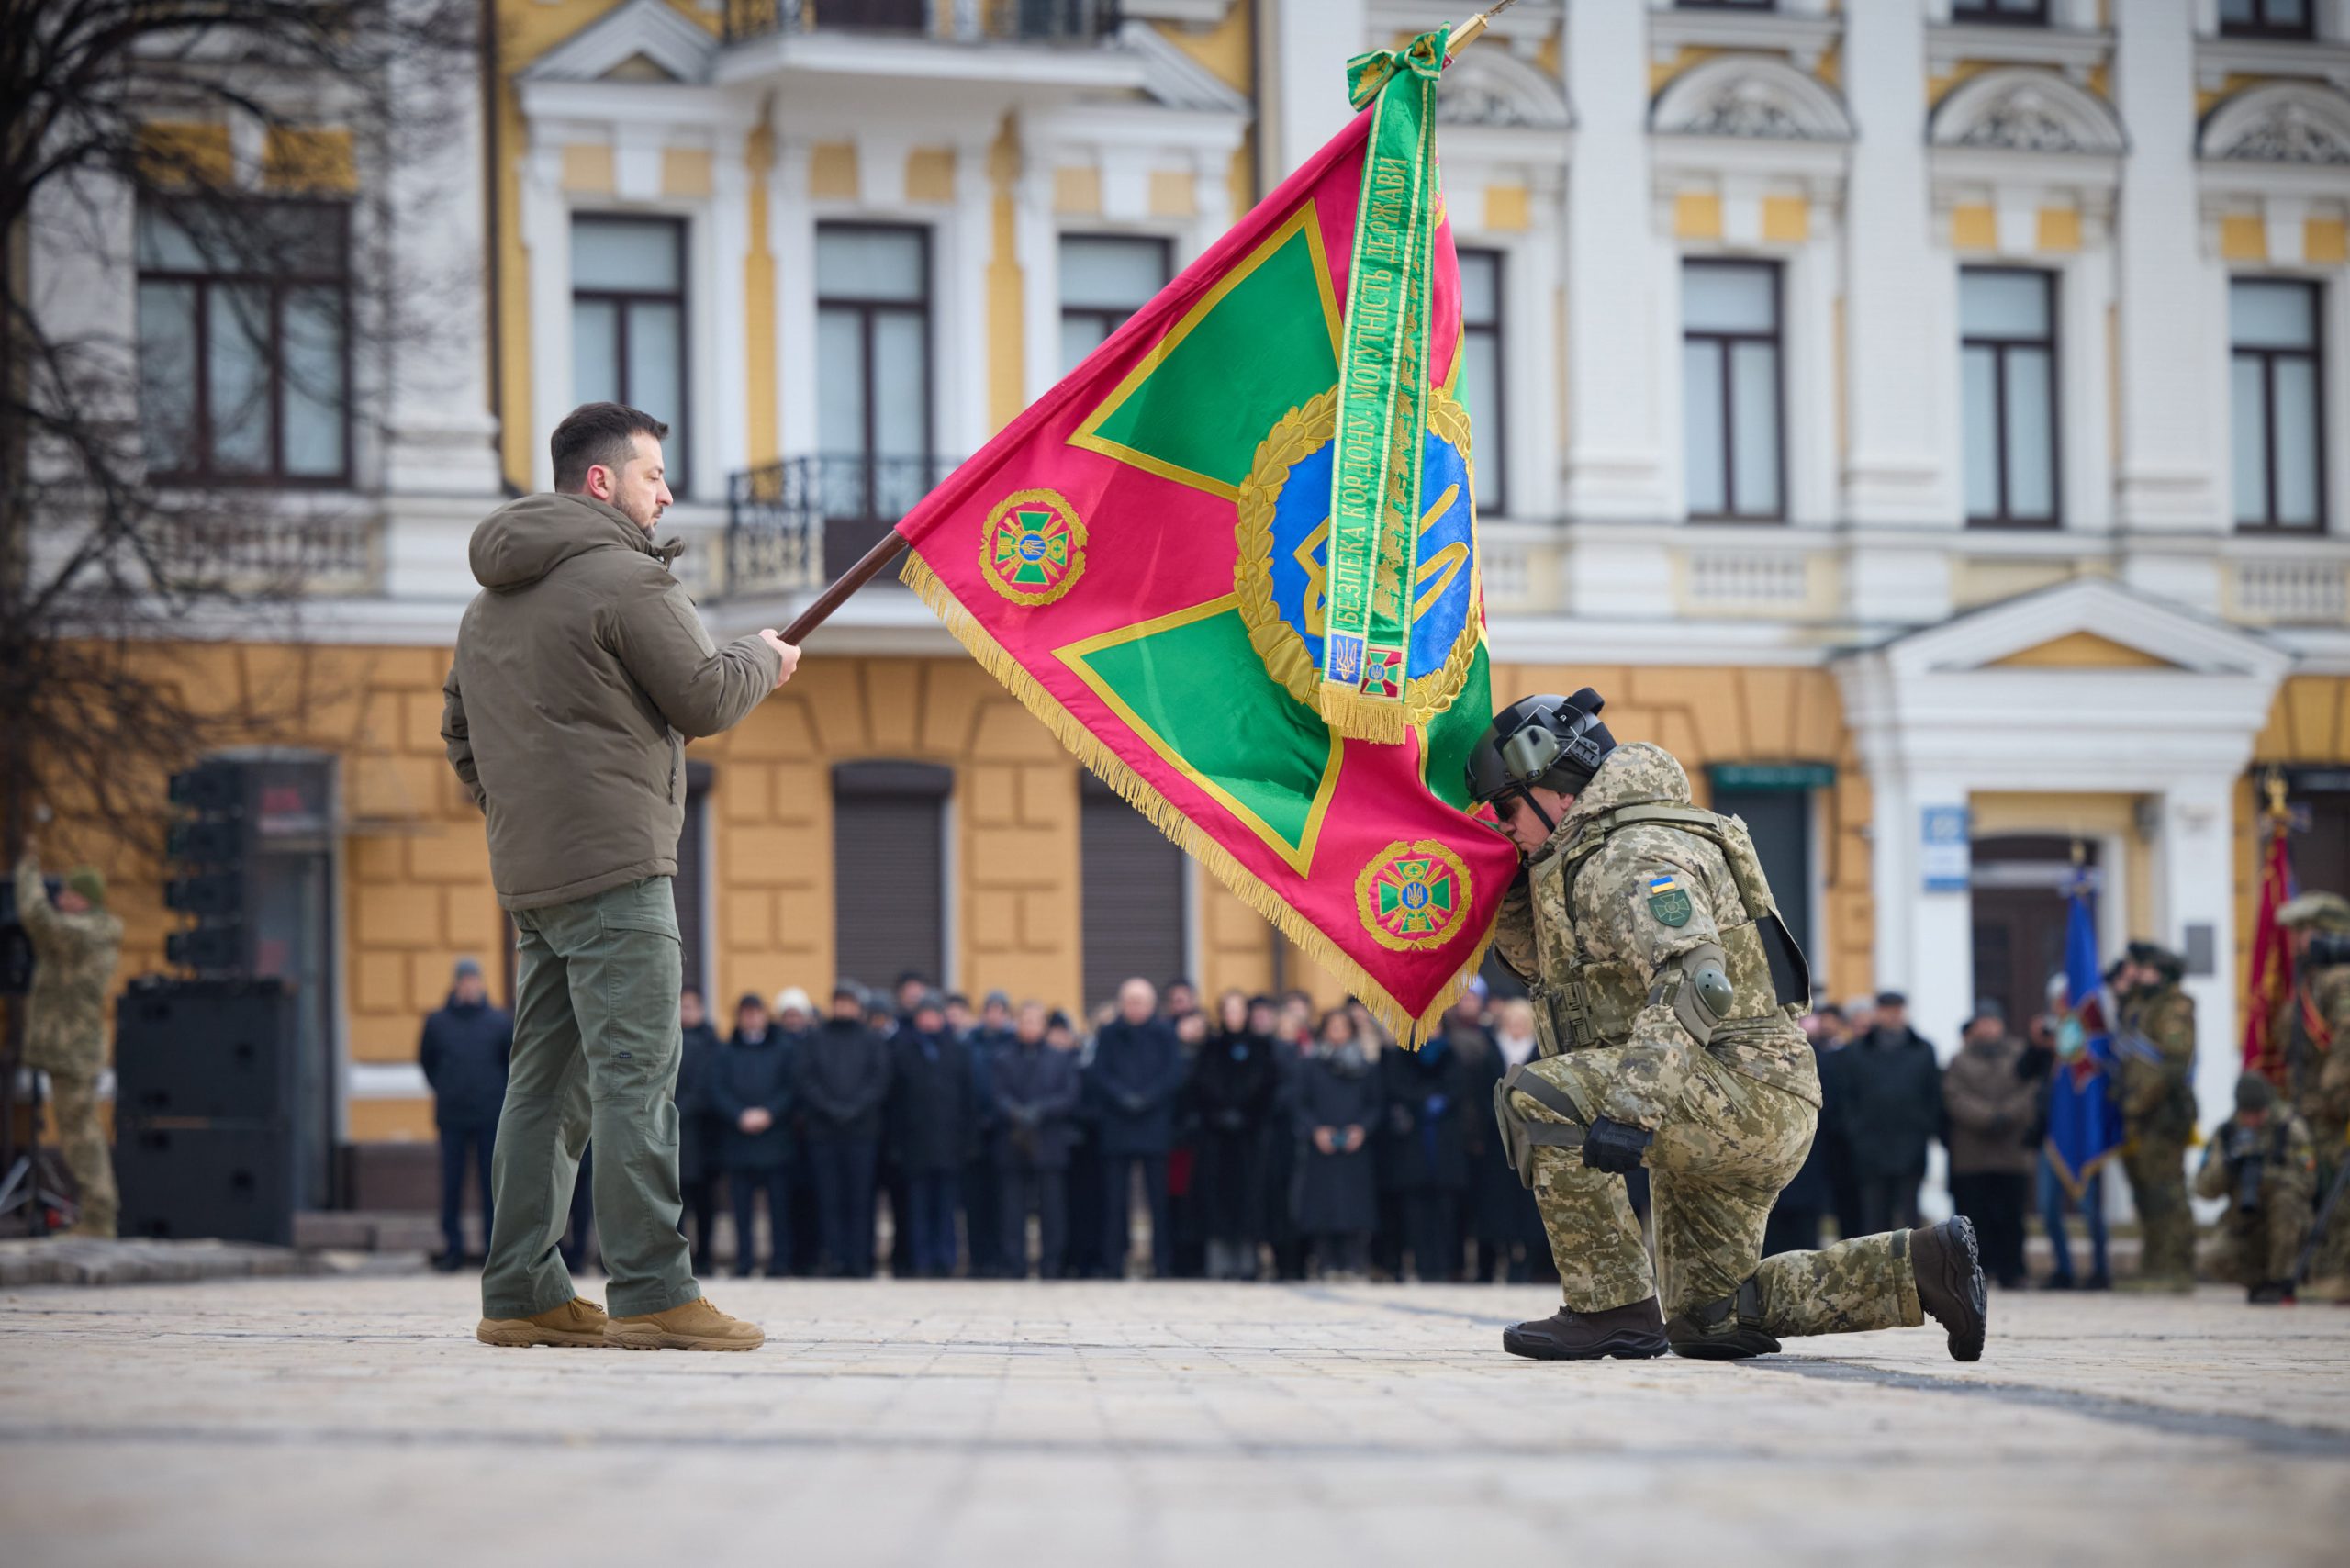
1234, 385, 1481, 723
979, 487, 1087, 608
1355, 838, 1474, 952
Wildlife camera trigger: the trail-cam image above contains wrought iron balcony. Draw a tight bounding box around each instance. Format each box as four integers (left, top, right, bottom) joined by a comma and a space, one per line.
722, 0, 1120, 45
724, 453, 962, 599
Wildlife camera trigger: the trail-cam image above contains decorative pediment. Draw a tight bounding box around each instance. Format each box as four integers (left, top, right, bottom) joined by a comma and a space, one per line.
1930, 68, 2126, 158
1876, 579, 2286, 680
2201, 81, 2350, 167
1651, 56, 1852, 143
1116, 18, 1249, 116
1437, 48, 1572, 130
520, 0, 718, 87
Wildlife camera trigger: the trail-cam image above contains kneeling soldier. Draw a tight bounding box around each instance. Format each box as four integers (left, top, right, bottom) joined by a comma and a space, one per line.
1470, 690, 1986, 1361
2194, 1073, 2316, 1304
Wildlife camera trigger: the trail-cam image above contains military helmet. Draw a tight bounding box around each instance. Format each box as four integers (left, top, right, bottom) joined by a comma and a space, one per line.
1465, 688, 1617, 813
2277, 890, 2350, 935
2235, 1072, 2277, 1114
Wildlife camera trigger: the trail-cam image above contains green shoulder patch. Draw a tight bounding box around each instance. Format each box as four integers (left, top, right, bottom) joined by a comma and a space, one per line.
1644, 872, 1692, 928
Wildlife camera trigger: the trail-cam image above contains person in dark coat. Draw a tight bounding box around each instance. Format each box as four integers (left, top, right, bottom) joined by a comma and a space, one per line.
1809, 1003, 1861, 1240
1189, 991, 1279, 1280
890, 993, 972, 1277
673, 986, 724, 1275
1292, 1009, 1381, 1279
954, 992, 1004, 1279
1454, 991, 1528, 1282
1380, 1014, 1479, 1282
1087, 978, 1190, 1278
793, 982, 892, 1278
711, 994, 793, 1277
1839, 991, 1945, 1234
419, 956, 511, 1270
994, 999, 1082, 1277
1763, 1015, 1840, 1256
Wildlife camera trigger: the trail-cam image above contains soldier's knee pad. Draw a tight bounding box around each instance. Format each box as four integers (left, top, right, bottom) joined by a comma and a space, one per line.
1665, 1276, 1782, 1360
1494, 1064, 1590, 1189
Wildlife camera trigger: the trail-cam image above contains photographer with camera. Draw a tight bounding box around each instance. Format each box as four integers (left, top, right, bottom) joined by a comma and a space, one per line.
2274, 893, 2350, 1299
2193, 1073, 2315, 1303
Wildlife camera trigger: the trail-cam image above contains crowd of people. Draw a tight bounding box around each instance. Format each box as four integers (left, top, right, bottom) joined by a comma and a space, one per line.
416, 921, 2350, 1297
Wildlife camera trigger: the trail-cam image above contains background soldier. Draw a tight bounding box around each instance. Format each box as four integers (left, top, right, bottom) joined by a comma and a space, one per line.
1470, 691, 1986, 1362
12, 852, 124, 1238
2274, 891, 2350, 1299
2194, 1073, 2314, 1303
2111, 941, 2197, 1292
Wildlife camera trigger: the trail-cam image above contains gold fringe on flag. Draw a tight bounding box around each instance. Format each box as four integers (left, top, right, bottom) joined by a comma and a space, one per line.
901, 553, 1493, 1044
1315, 683, 1413, 746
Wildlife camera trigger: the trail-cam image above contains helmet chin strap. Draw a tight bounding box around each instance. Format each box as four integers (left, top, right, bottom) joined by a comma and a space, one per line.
1509, 786, 1556, 837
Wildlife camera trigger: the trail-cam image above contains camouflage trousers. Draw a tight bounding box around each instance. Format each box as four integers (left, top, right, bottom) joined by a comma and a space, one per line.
1513, 1044, 1921, 1337
2121, 1132, 2195, 1284
48, 1069, 118, 1238
2201, 1192, 2311, 1286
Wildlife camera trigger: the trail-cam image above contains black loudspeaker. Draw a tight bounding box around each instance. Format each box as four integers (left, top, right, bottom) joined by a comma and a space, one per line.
115, 1124, 295, 1247
114, 978, 296, 1123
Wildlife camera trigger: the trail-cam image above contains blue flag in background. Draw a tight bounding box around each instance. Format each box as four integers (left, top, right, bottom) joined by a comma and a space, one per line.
2044, 871, 2123, 1197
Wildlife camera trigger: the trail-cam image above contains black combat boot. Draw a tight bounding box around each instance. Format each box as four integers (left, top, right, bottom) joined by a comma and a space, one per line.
1908, 1216, 1988, 1362
1502, 1297, 1669, 1361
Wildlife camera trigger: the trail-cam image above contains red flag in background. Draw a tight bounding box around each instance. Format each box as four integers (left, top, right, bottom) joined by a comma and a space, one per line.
2243, 778, 2296, 1082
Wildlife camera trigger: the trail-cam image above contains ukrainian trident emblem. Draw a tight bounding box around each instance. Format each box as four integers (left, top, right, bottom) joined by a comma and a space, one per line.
1356, 839, 1472, 949
979, 488, 1085, 607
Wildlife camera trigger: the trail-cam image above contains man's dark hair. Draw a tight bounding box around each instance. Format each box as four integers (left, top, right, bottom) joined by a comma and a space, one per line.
551, 402, 668, 492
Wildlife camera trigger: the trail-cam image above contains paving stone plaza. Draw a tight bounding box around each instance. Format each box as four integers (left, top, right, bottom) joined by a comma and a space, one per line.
2, 1272, 2346, 1567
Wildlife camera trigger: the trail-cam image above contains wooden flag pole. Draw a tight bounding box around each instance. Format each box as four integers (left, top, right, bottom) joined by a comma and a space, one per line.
778, 1, 1516, 646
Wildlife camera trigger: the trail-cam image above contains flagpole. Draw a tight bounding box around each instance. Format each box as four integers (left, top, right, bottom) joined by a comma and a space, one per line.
777, 1, 1518, 646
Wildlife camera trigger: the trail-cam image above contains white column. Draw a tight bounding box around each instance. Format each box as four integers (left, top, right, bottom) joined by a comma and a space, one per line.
2113, 0, 2222, 533
1785, 212, 1841, 529
701, 150, 753, 504
2158, 777, 2242, 1133
1508, 167, 1564, 522
1841, 0, 1946, 528
945, 135, 997, 454
1561, 0, 1671, 523
1188, 142, 1236, 266
1017, 157, 1059, 403
519, 142, 572, 495
1265, 0, 1368, 182
1908, 778, 1975, 1070
379, 33, 500, 497
770, 140, 816, 461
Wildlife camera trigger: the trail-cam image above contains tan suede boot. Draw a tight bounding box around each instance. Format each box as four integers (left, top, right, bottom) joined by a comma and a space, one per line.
604, 1296, 765, 1352
476, 1297, 609, 1349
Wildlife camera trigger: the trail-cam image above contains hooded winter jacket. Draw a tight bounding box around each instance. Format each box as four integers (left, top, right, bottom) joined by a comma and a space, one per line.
442, 492, 780, 909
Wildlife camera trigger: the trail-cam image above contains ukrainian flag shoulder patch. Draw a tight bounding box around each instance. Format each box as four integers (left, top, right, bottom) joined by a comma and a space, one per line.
1645, 872, 1692, 928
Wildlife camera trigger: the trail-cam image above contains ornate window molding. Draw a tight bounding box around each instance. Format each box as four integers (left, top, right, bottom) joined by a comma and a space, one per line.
1930, 67, 2128, 158
520, 0, 718, 87
1437, 47, 1572, 130
1651, 55, 1854, 144
2200, 80, 2350, 167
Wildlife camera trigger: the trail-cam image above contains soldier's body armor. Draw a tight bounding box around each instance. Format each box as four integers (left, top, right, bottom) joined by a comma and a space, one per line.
1524, 802, 1811, 1063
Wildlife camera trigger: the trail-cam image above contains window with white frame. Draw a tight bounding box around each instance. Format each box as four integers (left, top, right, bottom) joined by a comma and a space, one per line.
1682, 260, 1784, 521
571, 216, 688, 494
1058, 234, 1169, 375
137, 200, 351, 485
2231, 278, 2326, 531
816, 223, 934, 522
1961, 269, 2059, 528
1457, 247, 1505, 516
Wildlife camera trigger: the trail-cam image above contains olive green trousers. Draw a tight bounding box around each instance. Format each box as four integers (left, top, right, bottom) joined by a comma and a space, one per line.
481, 877, 698, 1320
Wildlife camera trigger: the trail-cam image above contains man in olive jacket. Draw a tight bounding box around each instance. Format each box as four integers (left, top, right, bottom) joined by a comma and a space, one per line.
445, 403, 798, 1351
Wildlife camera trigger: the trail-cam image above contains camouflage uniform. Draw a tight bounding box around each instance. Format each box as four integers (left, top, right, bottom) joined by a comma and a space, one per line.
2277, 958, 2350, 1292
13, 857, 124, 1237
2193, 1110, 2316, 1287
2113, 980, 2197, 1287
1491, 745, 1923, 1342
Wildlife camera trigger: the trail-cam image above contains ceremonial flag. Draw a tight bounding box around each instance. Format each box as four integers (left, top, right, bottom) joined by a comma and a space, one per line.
2044, 869, 2124, 1197
890, 28, 1516, 1035
2242, 782, 2297, 1083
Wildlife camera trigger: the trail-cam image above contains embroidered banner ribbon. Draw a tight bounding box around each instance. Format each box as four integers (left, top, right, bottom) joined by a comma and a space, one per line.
1320, 26, 1449, 745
